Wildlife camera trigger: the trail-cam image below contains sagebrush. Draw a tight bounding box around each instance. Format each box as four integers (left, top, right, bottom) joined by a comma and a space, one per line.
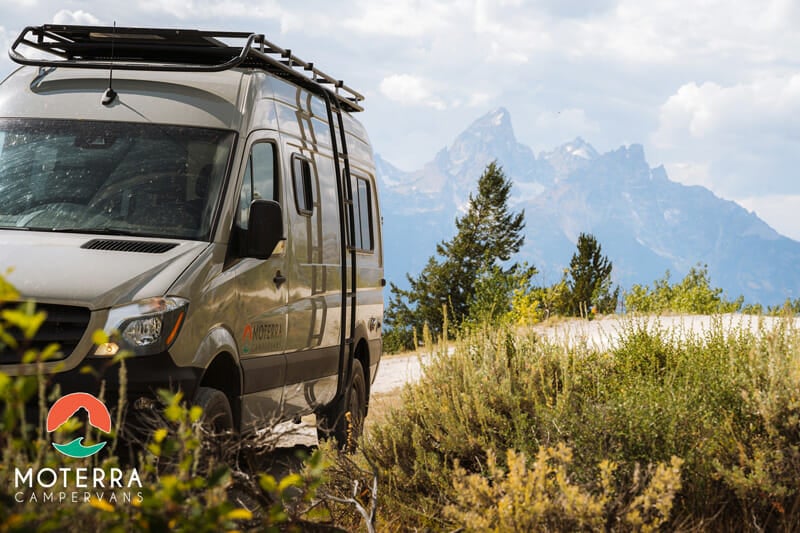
364, 316, 800, 531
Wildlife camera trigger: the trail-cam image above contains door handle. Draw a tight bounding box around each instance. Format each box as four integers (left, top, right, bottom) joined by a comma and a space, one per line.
273, 271, 286, 288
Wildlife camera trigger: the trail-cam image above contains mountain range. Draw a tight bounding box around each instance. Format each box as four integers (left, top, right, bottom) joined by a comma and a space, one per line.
376, 107, 800, 306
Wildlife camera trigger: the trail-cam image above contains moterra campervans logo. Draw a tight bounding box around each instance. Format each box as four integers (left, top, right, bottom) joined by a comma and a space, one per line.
14, 393, 143, 505
47, 393, 111, 458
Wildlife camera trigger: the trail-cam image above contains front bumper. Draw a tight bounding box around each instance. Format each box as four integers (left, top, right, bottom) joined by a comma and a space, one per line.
51, 353, 202, 403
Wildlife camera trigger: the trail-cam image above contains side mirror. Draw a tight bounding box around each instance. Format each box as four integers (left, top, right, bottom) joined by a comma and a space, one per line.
246, 199, 284, 259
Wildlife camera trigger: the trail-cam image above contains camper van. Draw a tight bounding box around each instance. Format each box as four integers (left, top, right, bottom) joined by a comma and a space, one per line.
0, 25, 383, 443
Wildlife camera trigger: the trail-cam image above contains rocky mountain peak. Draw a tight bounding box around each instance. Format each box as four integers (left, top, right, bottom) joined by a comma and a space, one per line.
448, 107, 517, 155
540, 137, 599, 178
435, 107, 542, 189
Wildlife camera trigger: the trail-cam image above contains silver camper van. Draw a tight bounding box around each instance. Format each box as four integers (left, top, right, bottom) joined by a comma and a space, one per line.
0, 25, 383, 442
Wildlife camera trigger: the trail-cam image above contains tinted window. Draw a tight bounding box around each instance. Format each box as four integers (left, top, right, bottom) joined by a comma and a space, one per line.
292, 156, 314, 215
0, 119, 234, 240
237, 142, 276, 230
252, 143, 276, 201
355, 177, 373, 252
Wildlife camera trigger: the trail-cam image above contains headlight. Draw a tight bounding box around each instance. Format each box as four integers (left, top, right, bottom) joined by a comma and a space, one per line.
94, 297, 189, 357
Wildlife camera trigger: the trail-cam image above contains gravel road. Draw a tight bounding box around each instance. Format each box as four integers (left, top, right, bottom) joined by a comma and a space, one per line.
371, 353, 426, 394
531, 313, 800, 350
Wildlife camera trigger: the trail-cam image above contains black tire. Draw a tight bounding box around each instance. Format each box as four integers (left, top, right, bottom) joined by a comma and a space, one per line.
194, 386, 234, 434
318, 359, 366, 450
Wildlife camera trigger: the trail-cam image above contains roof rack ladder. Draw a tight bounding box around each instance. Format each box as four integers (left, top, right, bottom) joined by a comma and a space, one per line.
321, 87, 357, 401
337, 104, 358, 361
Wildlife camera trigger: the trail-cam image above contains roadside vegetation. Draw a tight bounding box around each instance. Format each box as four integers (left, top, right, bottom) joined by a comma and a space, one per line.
363, 316, 800, 530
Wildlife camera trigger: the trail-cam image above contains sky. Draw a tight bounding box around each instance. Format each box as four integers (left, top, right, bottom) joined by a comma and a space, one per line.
0, 1, 798, 238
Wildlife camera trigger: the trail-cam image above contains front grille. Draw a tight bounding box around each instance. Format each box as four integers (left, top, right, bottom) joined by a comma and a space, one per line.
0, 303, 90, 364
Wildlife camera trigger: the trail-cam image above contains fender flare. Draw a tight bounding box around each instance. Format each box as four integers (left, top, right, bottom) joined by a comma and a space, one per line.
191, 325, 243, 395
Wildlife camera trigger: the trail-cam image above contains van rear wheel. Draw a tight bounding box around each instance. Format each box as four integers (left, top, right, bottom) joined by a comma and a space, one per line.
317, 359, 366, 450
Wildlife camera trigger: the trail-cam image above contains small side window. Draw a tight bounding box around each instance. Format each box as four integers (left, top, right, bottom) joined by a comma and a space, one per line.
292, 155, 314, 215
354, 177, 374, 252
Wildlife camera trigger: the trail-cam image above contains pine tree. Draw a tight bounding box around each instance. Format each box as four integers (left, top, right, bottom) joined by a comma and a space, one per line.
384, 162, 526, 349
566, 233, 618, 315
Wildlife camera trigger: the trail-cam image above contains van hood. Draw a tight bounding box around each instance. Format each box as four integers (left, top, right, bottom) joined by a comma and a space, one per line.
0, 231, 210, 310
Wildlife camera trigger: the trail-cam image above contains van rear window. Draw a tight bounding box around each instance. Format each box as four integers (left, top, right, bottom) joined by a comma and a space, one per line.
0, 119, 235, 240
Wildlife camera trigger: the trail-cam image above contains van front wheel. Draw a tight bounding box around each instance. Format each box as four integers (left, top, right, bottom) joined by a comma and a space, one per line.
194, 386, 234, 434
317, 359, 366, 450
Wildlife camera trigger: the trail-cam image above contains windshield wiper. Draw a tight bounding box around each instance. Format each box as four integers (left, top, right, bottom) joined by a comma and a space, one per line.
27, 226, 138, 236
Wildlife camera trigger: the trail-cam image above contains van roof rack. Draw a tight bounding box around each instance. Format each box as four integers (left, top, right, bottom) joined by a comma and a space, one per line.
9, 24, 364, 112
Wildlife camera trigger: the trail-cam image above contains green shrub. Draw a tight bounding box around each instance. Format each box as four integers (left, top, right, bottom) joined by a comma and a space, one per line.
624, 264, 743, 314
364, 316, 800, 530
445, 445, 682, 533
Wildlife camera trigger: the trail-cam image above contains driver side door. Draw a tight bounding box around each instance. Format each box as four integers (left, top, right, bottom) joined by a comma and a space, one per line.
232, 133, 289, 429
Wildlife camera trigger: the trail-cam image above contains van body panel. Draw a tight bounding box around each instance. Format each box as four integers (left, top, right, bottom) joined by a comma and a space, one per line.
281, 346, 340, 415
239, 355, 285, 429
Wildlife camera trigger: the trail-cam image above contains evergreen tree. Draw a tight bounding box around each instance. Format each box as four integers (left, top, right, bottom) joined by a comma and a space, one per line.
384, 162, 526, 349
566, 233, 619, 315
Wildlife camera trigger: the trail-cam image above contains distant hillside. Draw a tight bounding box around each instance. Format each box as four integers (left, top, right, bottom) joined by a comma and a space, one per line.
377, 108, 800, 305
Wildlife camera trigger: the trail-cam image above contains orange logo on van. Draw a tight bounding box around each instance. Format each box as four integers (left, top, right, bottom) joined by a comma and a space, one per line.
242, 324, 254, 354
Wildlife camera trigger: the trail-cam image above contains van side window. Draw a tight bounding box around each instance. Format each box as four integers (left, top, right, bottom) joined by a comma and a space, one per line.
354, 177, 374, 252
291, 155, 314, 215
237, 142, 276, 229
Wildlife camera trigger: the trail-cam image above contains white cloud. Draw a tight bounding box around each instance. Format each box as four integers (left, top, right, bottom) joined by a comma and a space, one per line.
344, 0, 457, 37
664, 162, 712, 189
468, 92, 492, 107
534, 108, 599, 142
379, 74, 447, 110
655, 76, 800, 144
487, 41, 528, 64
137, 0, 285, 22
0, 0, 36, 7
556, 0, 800, 66
52, 10, 102, 25
0, 26, 12, 78
473, 1, 551, 61
651, 75, 800, 196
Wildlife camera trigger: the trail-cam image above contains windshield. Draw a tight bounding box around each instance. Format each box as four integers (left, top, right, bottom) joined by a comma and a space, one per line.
0, 119, 235, 240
